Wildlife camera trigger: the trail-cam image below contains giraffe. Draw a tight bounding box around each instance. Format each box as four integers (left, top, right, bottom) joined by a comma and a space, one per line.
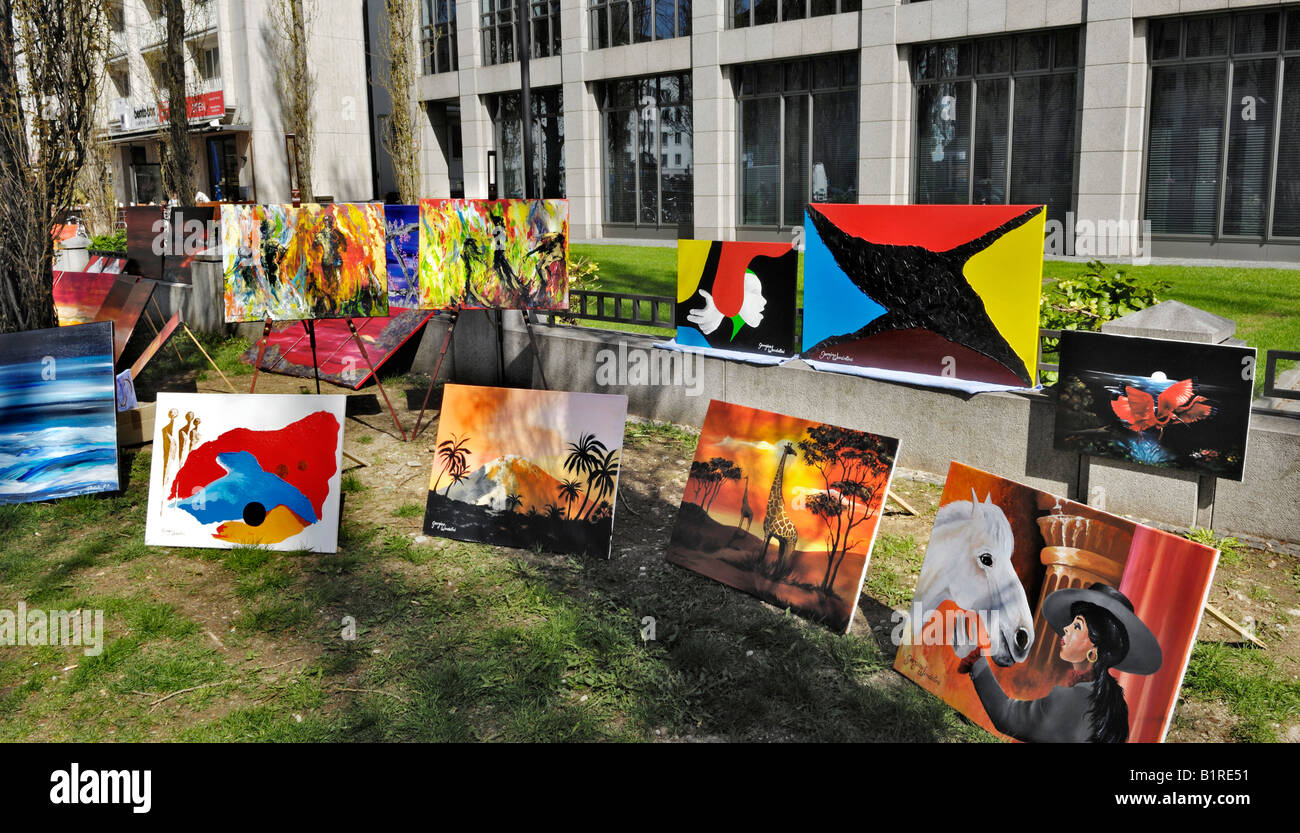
759, 444, 799, 576
737, 476, 754, 535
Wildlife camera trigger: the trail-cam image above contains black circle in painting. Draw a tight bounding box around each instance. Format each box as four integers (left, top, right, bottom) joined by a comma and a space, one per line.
243, 502, 267, 526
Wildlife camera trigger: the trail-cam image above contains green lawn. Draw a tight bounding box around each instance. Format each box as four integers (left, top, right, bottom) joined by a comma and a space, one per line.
569, 244, 1300, 372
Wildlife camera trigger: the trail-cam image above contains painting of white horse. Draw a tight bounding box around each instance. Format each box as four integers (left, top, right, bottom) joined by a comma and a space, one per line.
911, 490, 1035, 667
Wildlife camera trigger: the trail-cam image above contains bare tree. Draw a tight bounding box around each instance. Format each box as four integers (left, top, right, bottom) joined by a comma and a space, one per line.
0, 0, 108, 333
77, 136, 118, 238
158, 0, 195, 202
381, 0, 420, 202
269, 0, 315, 199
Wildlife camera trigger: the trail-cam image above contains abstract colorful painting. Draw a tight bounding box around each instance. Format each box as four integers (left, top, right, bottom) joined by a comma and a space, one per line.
894, 462, 1218, 743
126, 205, 219, 283
222, 203, 389, 322
238, 308, 435, 390
1054, 331, 1255, 481
145, 393, 346, 552
52, 271, 117, 325
675, 240, 798, 358
0, 322, 119, 504
666, 400, 899, 632
417, 199, 568, 309
385, 204, 420, 307
423, 384, 627, 557
801, 204, 1045, 388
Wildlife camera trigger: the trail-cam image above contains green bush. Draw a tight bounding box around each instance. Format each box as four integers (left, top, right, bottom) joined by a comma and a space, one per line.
89, 229, 127, 254
1040, 260, 1170, 338
554, 255, 601, 325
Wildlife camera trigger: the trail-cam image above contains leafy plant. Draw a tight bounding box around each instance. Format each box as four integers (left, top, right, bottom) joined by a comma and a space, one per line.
1039, 260, 1170, 385
554, 255, 600, 325
1185, 527, 1244, 567
88, 229, 127, 253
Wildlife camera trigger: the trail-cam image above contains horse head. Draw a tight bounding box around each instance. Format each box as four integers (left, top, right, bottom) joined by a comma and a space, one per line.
915, 490, 1034, 666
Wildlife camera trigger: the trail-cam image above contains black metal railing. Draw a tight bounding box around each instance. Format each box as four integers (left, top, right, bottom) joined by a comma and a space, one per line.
546, 290, 675, 328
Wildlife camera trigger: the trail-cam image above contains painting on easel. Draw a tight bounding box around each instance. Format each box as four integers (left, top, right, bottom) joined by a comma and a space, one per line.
417, 199, 568, 310
222, 203, 389, 322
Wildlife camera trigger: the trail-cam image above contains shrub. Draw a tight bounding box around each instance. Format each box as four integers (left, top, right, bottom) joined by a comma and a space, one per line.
89, 229, 127, 254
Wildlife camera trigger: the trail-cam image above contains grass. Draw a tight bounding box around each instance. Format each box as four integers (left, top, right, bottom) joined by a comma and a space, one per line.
0, 427, 1293, 743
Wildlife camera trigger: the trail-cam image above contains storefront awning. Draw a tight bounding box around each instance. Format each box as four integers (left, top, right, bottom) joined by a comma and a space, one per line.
98, 123, 252, 145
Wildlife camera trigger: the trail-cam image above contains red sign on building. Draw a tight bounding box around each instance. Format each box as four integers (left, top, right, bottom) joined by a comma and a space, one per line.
158, 90, 225, 123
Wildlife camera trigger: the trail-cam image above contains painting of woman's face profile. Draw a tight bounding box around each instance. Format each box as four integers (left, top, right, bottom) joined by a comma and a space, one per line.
895, 462, 1219, 743
675, 240, 797, 358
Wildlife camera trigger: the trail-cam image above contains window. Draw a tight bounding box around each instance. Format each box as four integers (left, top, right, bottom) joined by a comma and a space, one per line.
1145, 10, 1300, 239
599, 73, 693, 227
913, 29, 1079, 226
732, 0, 859, 29
590, 0, 690, 49
421, 0, 458, 74
483, 0, 560, 65
488, 89, 565, 198
738, 54, 858, 227
108, 1, 125, 32
199, 45, 220, 81
110, 64, 130, 97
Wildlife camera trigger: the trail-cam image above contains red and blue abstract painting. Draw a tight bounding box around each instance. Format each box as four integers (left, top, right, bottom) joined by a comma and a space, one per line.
145, 393, 346, 551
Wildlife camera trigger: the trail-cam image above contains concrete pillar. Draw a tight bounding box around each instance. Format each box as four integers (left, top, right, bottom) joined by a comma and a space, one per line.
455, 0, 493, 199
1075, 0, 1147, 260
691, 0, 734, 240
420, 102, 454, 199
859, 0, 907, 204
561, 2, 601, 239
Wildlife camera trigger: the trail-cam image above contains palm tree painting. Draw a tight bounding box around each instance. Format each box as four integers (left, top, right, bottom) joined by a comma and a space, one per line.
423, 384, 629, 558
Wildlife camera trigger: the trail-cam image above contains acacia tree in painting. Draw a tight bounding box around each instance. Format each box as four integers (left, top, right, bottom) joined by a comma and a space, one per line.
798, 426, 894, 595
687, 457, 742, 513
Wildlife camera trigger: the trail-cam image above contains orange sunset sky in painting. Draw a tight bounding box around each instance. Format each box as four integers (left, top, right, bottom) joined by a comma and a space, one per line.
692, 400, 890, 553
432, 384, 627, 482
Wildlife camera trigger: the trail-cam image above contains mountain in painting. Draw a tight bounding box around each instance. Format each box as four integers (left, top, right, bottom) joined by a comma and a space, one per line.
445, 454, 563, 513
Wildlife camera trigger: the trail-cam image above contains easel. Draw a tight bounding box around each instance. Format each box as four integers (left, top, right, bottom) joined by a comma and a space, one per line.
410, 305, 551, 440
248, 314, 408, 441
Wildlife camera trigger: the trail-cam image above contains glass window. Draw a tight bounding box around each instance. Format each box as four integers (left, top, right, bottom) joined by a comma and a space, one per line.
914, 29, 1079, 224
600, 73, 693, 227
732, 0, 857, 27
1145, 9, 1300, 239
483, 0, 561, 64
739, 55, 859, 227
1273, 57, 1300, 236
491, 88, 565, 198
591, 0, 688, 48
422, 0, 458, 74
1146, 64, 1227, 235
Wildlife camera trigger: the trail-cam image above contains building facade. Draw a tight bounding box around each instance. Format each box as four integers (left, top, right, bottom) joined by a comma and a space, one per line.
413, 0, 1300, 261
99, 0, 376, 206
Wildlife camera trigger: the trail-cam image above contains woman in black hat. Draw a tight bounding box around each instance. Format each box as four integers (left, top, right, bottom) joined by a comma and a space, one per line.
953, 582, 1163, 743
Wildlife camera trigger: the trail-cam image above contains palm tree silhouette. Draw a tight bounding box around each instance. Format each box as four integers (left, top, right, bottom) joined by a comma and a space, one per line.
505, 492, 523, 513
557, 478, 583, 520
564, 433, 607, 520
433, 433, 472, 496
581, 447, 620, 521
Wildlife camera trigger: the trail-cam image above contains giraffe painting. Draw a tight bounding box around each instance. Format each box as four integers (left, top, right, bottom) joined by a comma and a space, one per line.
759, 444, 799, 575
666, 400, 899, 634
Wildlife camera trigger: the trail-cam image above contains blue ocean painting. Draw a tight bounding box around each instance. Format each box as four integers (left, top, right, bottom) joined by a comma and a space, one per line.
385, 204, 419, 308
0, 322, 120, 504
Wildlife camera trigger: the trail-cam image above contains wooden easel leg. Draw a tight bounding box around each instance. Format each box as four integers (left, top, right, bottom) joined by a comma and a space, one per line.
522, 310, 549, 390
250, 317, 273, 394
342, 450, 368, 468
182, 321, 237, 393
413, 310, 459, 440
149, 294, 184, 363
886, 490, 918, 516
304, 319, 321, 395
346, 317, 407, 441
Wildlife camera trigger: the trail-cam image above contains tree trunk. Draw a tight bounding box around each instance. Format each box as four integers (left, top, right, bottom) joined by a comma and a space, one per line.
162, 0, 195, 203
